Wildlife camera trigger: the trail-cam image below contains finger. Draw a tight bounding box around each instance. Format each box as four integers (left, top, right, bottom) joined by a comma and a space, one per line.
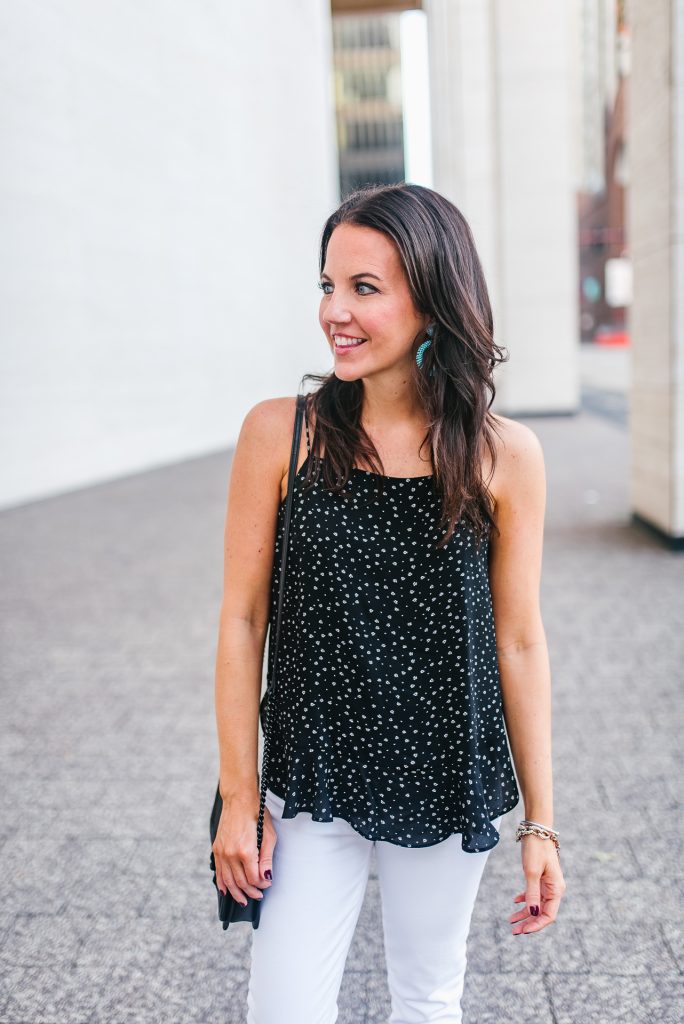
509, 907, 530, 924
509, 892, 527, 919
257, 820, 277, 884
513, 894, 563, 933
212, 850, 229, 897
243, 859, 271, 891
244, 839, 274, 890
510, 904, 535, 931
218, 859, 248, 907
258, 855, 274, 884
525, 881, 542, 919
240, 843, 272, 893
231, 856, 266, 901
540, 895, 562, 920
517, 911, 556, 934
226, 868, 251, 906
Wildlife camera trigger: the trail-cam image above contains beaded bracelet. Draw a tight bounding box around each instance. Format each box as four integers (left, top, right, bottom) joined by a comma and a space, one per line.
515, 818, 561, 860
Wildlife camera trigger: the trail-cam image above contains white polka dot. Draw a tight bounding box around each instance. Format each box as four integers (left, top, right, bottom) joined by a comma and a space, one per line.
260, 405, 521, 854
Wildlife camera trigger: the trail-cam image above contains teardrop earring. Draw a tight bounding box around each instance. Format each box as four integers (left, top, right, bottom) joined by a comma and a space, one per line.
416, 324, 435, 371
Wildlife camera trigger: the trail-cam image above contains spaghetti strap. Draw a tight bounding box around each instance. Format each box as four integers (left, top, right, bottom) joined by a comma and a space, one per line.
303, 396, 311, 455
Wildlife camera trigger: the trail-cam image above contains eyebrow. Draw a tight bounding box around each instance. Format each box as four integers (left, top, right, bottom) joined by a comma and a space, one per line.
320, 271, 383, 282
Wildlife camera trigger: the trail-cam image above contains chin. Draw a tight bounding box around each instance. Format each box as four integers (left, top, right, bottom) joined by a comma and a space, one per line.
333, 367, 366, 382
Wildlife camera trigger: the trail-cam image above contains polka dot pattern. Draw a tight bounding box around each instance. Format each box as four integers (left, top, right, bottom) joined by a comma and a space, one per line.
261, 409, 520, 853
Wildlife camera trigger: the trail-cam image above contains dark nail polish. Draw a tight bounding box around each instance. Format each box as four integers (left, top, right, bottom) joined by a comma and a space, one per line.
530, 905, 539, 916
265, 869, 272, 880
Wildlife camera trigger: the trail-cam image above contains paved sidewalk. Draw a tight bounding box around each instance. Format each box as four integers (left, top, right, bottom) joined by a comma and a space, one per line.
0, 394, 682, 1023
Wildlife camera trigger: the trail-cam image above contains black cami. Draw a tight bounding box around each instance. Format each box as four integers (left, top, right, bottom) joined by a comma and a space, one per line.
261, 402, 520, 852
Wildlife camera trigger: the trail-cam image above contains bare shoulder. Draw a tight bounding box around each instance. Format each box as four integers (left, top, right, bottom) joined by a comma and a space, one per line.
238, 395, 298, 464
236, 396, 306, 503
485, 415, 546, 646
220, 397, 301, 629
485, 413, 546, 509
240, 395, 298, 435
489, 413, 544, 464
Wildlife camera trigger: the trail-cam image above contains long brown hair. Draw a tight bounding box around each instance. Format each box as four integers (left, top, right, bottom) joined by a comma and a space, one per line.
299, 182, 508, 551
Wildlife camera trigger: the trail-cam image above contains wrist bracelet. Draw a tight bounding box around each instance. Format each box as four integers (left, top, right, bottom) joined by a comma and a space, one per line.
516, 819, 561, 861
521, 818, 558, 836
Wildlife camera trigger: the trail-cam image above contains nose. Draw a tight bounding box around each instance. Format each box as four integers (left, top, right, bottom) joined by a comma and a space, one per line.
323, 292, 352, 328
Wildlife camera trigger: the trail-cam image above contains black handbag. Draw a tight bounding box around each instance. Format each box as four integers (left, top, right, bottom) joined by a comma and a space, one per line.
209, 393, 306, 930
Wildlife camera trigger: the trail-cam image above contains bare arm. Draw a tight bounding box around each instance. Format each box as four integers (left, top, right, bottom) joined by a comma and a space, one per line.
214, 398, 291, 805
488, 419, 553, 826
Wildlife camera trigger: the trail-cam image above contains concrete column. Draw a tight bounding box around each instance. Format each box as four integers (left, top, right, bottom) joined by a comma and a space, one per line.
628, 0, 684, 544
424, 0, 580, 416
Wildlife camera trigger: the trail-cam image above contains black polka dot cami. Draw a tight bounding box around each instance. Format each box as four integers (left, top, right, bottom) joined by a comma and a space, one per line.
260, 402, 520, 852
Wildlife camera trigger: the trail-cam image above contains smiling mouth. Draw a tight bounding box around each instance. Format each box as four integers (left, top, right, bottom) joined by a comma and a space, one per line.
333, 334, 368, 349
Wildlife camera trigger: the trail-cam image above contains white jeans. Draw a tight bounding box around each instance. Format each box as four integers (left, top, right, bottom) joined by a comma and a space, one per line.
246, 787, 503, 1024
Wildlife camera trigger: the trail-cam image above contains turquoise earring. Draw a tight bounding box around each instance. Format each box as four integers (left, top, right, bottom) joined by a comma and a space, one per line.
416, 324, 435, 372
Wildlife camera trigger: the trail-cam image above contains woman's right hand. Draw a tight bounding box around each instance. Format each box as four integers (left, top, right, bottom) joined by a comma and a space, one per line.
212, 792, 277, 906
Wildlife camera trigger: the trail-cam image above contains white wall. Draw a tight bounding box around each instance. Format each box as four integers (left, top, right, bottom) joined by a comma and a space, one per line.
675, 0, 684, 539
628, 0, 684, 539
426, 0, 580, 416
0, 1, 339, 509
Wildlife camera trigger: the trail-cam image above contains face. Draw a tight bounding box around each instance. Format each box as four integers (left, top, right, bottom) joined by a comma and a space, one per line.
318, 223, 431, 381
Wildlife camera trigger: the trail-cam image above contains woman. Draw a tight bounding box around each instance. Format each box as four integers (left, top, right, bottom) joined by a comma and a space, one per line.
213, 183, 566, 1023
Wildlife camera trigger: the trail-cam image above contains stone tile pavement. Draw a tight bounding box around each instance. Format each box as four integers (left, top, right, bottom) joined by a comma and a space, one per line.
0, 392, 682, 1023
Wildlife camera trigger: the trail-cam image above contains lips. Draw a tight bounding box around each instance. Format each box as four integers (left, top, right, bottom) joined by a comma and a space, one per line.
333, 334, 368, 349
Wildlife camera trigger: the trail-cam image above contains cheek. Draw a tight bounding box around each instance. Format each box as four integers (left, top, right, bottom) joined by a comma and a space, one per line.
368, 294, 419, 338
365, 307, 406, 341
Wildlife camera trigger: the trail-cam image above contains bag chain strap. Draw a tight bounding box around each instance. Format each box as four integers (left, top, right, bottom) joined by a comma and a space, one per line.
255, 394, 305, 849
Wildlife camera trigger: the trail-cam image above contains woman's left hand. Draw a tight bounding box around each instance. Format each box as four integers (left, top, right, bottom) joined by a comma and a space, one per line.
509, 834, 566, 934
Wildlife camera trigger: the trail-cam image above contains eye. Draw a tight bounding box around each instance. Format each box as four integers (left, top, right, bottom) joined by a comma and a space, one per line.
317, 280, 377, 295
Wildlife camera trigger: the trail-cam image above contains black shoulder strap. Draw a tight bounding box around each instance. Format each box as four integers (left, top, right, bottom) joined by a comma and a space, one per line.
303, 394, 311, 455
255, 393, 305, 848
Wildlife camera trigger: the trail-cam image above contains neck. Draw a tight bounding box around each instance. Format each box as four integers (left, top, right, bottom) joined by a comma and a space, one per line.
358, 376, 425, 433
